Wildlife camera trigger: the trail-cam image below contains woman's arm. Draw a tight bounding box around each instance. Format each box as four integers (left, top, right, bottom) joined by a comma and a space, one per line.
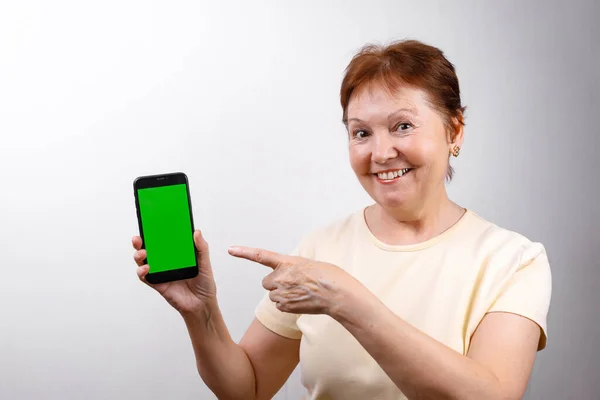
333, 288, 541, 400
133, 232, 299, 400
182, 301, 300, 400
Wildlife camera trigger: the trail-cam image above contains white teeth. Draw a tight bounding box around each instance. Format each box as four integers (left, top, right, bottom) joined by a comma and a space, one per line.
377, 168, 411, 180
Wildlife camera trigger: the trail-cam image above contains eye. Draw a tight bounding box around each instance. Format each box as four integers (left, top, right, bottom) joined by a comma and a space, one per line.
353, 129, 369, 139
395, 122, 413, 132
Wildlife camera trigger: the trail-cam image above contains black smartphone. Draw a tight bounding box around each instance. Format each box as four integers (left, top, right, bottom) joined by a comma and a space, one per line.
133, 172, 198, 284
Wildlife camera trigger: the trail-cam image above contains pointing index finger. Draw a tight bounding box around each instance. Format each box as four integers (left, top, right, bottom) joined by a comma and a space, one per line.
228, 246, 287, 269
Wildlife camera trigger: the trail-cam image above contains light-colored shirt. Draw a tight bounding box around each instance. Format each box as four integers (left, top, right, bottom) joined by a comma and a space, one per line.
255, 208, 552, 400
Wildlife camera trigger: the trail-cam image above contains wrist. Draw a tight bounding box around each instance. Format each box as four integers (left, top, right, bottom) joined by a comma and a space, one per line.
329, 278, 370, 324
181, 298, 236, 364
181, 299, 220, 333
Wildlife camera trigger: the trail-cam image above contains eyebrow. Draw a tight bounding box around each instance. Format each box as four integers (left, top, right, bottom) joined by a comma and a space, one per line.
345, 107, 418, 125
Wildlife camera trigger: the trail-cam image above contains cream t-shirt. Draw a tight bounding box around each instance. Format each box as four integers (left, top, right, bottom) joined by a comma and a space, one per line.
254, 208, 552, 400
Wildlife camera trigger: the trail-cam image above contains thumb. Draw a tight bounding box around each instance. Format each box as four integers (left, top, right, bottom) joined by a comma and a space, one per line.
194, 229, 213, 279
194, 229, 213, 273
194, 229, 209, 255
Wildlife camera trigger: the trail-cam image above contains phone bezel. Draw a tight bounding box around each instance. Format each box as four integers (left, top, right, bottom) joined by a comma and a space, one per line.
133, 172, 199, 284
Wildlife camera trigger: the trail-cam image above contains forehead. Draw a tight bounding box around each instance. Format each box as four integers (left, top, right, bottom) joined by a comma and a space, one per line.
346, 83, 431, 120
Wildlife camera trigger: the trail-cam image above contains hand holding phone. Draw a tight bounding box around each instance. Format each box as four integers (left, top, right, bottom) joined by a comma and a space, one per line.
133, 172, 217, 314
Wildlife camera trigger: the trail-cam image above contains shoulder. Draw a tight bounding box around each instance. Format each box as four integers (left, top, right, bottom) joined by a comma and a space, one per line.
463, 210, 548, 263
464, 210, 552, 312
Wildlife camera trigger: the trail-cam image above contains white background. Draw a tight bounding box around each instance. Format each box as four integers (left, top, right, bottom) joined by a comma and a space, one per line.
0, 0, 598, 399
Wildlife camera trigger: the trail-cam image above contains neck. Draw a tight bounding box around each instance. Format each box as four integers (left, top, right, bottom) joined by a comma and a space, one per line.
366, 187, 465, 246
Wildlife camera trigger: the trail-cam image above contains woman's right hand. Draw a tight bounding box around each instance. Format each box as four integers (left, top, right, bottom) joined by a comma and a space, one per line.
132, 230, 217, 315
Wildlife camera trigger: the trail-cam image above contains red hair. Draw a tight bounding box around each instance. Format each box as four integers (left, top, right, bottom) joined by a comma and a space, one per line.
340, 39, 466, 180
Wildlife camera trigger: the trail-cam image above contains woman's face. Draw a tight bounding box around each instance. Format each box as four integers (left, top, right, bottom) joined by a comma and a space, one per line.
346, 84, 462, 211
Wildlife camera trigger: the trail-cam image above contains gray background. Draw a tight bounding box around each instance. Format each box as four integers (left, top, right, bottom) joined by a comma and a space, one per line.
0, 0, 598, 399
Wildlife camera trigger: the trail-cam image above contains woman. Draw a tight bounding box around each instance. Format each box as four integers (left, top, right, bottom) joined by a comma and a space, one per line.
132, 39, 551, 400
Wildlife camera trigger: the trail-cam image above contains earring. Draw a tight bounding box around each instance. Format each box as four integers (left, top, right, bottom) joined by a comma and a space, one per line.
451, 145, 460, 157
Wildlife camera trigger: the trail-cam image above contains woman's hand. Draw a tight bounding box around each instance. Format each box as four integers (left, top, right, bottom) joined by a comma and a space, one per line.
228, 246, 361, 317
132, 230, 217, 315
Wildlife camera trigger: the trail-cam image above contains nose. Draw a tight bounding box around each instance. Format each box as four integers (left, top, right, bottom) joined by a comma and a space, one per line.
372, 132, 399, 164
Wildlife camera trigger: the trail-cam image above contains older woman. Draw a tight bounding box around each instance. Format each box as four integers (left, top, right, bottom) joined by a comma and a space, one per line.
132, 39, 551, 400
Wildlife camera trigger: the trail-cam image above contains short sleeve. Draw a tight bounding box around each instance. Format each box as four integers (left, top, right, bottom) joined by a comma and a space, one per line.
254, 291, 302, 339
488, 243, 552, 350
254, 235, 315, 340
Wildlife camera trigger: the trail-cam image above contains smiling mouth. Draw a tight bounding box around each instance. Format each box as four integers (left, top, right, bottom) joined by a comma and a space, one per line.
374, 168, 413, 183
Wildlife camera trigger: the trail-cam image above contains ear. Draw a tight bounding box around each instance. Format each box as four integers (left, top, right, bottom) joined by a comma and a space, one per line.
448, 116, 465, 150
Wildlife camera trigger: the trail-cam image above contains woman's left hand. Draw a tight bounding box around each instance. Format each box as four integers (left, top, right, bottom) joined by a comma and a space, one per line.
228, 245, 360, 317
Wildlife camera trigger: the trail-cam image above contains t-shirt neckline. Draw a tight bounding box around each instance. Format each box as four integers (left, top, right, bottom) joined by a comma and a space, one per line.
359, 206, 472, 252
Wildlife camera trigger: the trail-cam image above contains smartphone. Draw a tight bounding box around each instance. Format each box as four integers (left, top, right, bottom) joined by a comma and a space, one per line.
133, 172, 198, 284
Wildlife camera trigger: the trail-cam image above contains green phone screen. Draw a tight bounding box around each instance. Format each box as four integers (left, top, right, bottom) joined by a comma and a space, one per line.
137, 184, 196, 273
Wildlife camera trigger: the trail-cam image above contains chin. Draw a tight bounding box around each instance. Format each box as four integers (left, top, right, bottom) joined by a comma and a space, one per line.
373, 192, 410, 209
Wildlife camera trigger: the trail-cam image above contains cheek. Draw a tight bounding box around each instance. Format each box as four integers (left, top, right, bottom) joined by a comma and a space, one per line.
348, 145, 369, 173
408, 138, 446, 167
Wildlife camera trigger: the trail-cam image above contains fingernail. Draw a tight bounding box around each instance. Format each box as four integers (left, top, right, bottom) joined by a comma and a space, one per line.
228, 246, 240, 254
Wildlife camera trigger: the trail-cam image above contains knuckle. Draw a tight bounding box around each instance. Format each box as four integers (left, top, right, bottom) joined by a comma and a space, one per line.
268, 291, 278, 302
265, 276, 277, 286
281, 272, 299, 286
277, 300, 292, 313
135, 253, 146, 265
